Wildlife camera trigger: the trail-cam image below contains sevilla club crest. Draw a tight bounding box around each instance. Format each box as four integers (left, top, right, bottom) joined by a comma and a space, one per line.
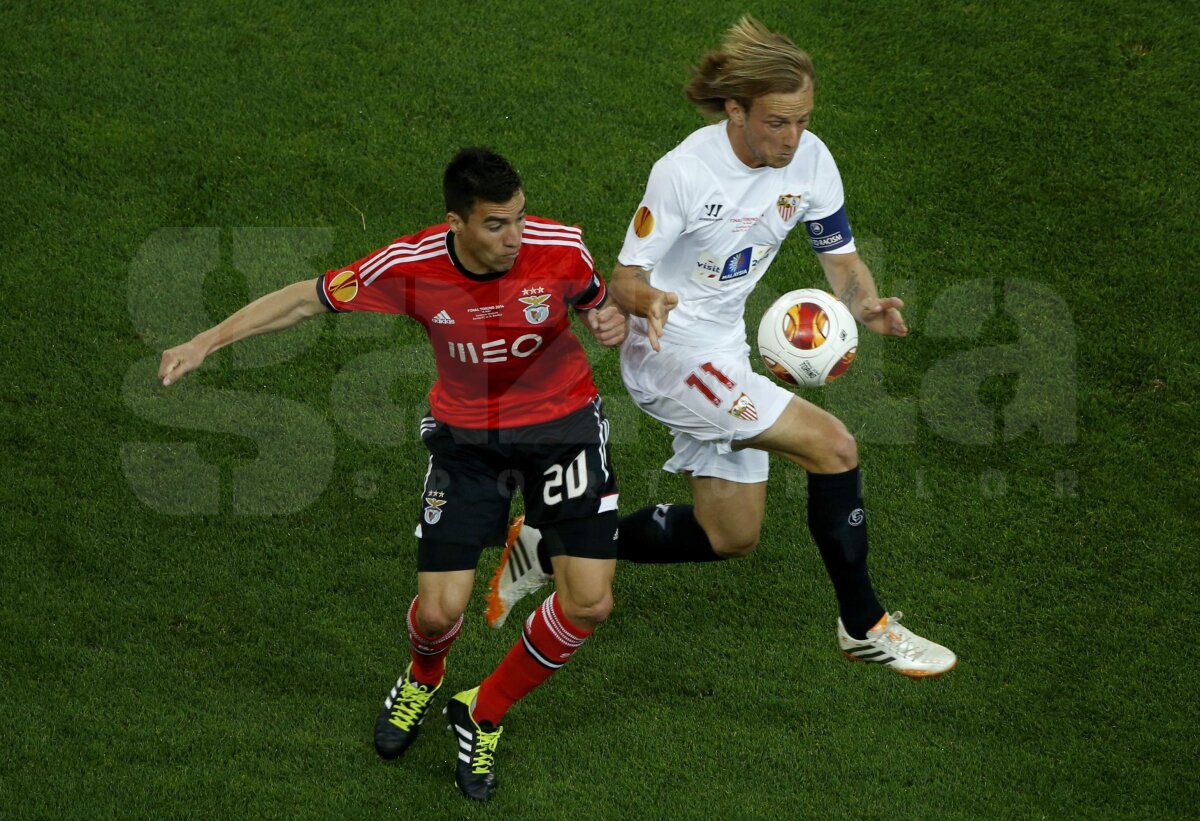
728, 392, 759, 421
776, 194, 803, 223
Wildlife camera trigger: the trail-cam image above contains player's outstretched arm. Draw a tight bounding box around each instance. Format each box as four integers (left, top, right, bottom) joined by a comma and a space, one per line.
159, 280, 329, 386
581, 293, 627, 348
610, 265, 679, 352
817, 251, 907, 338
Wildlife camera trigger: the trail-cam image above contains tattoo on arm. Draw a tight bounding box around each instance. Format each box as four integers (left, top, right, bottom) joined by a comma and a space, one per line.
838, 272, 860, 308
627, 268, 654, 316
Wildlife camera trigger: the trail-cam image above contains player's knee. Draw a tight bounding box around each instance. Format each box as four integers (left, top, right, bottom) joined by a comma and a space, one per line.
816, 420, 858, 473
559, 590, 613, 630
416, 602, 464, 636
710, 529, 761, 558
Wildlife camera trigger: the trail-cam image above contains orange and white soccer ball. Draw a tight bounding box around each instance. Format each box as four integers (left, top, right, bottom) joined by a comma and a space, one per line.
758, 289, 858, 387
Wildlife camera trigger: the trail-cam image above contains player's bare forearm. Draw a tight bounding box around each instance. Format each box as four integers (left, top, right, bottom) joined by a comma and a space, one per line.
818, 252, 877, 318
817, 251, 907, 337
611, 265, 663, 318
611, 264, 679, 351
197, 280, 326, 354
160, 280, 327, 385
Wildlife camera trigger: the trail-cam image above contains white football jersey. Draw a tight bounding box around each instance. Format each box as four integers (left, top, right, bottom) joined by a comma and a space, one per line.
618, 122, 854, 350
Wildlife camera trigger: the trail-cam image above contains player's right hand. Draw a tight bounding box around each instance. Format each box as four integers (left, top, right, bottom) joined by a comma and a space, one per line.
646, 291, 679, 352
159, 340, 207, 386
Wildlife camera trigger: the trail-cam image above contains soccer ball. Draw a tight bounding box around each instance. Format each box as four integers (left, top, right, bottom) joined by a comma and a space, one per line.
757, 289, 858, 387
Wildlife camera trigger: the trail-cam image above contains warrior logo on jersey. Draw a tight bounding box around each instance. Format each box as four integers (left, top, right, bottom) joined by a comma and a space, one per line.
729, 392, 759, 421
777, 194, 803, 223
519, 291, 552, 325
633, 206, 655, 238
423, 494, 447, 525
328, 270, 358, 303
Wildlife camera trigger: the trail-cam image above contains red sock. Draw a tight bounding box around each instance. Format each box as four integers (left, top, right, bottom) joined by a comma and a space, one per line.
407, 596, 461, 686
473, 592, 590, 726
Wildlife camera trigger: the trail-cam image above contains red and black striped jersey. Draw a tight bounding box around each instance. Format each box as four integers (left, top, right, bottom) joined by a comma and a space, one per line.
318, 216, 606, 429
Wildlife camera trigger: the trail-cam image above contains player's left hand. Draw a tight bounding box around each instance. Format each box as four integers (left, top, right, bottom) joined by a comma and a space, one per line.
584, 303, 628, 347
858, 296, 907, 337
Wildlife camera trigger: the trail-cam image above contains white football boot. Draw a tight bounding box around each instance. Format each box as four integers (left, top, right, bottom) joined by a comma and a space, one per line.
486, 515, 551, 629
838, 611, 957, 678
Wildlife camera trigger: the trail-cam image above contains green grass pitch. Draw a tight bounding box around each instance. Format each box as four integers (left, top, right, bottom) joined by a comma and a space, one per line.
2, 1, 1197, 817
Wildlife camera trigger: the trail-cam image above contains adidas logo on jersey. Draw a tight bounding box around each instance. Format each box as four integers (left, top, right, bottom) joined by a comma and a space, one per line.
432, 310, 455, 325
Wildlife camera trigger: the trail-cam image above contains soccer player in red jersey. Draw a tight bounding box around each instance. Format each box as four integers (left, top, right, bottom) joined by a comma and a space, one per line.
159, 148, 627, 802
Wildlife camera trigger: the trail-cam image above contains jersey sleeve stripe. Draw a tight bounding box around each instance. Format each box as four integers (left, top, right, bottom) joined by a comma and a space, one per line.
523, 224, 583, 240
360, 235, 447, 279
520, 237, 594, 269
361, 239, 446, 280
362, 246, 449, 286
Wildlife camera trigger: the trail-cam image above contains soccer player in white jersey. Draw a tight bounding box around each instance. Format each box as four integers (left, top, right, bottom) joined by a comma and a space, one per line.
489, 16, 955, 677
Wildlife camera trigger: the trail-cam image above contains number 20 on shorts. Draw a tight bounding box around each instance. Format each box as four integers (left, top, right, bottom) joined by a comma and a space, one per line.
543, 450, 588, 505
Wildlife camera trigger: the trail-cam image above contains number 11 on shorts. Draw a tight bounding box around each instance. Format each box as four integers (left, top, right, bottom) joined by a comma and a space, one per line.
684, 362, 735, 406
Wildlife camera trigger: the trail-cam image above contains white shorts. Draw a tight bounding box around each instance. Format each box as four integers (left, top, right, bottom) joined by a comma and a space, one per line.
620, 331, 793, 483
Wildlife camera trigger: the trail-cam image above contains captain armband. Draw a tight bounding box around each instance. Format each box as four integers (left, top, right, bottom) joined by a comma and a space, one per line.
804, 206, 854, 253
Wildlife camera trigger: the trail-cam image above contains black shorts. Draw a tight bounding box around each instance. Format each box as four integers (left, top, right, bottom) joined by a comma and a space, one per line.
416, 397, 619, 572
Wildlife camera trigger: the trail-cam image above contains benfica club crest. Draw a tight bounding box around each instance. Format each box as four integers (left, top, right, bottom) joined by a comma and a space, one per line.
423, 494, 446, 525
519, 289, 552, 325
776, 194, 803, 223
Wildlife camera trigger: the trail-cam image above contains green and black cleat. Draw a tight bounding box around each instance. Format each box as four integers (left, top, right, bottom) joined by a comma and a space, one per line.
444, 687, 503, 801
374, 664, 441, 760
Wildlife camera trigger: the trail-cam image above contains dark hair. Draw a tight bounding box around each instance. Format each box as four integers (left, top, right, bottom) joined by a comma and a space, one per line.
443, 148, 523, 219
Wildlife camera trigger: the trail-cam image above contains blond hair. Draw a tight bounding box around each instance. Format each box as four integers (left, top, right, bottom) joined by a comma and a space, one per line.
684, 16, 814, 116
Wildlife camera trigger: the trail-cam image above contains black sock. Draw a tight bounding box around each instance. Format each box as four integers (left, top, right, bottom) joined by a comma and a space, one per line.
617, 504, 722, 563
535, 504, 723, 569
807, 468, 885, 639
